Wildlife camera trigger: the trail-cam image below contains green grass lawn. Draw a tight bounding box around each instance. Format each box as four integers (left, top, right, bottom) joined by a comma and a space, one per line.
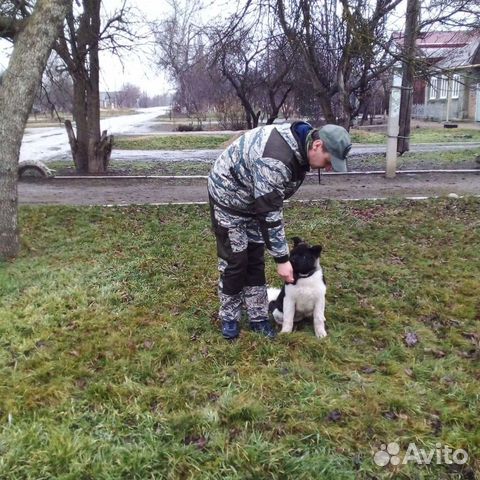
47, 147, 480, 177
114, 135, 233, 151
350, 127, 480, 145
395, 147, 480, 166
349, 130, 387, 144
113, 127, 480, 152
410, 128, 480, 144
1, 199, 479, 479
352, 147, 480, 172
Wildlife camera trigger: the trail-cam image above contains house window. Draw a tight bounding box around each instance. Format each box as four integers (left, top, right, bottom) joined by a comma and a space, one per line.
429, 77, 438, 100
451, 74, 460, 99
439, 76, 448, 99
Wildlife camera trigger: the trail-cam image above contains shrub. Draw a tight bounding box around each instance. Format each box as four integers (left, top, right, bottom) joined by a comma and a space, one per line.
176, 124, 203, 132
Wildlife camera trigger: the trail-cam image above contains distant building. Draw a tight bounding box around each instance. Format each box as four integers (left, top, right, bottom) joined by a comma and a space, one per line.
394, 31, 480, 122
99, 91, 121, 109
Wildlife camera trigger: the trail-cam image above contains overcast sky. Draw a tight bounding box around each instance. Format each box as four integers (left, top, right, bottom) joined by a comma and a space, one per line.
0, 0, 235, 95
99, 0, 172, 95
99, 0, 234, 94
0, 0, 201, 95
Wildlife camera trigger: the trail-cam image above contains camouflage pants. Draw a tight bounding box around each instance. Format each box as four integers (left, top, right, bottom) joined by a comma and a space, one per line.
210, 203, 269, 324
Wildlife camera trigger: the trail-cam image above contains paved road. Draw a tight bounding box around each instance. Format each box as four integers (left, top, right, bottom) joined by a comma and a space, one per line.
18, 171, 480, 205
21, 107, 169, 163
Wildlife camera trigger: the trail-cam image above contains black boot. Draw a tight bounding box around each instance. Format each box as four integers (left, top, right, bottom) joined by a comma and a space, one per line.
250, 320, 277, 339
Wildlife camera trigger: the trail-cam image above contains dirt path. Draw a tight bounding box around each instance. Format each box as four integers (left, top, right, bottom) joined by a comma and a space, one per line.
19, 172, 480, 205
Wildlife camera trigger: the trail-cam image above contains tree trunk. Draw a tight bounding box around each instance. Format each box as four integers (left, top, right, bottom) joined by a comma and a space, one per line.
316, 92, 336, 124
245, 113, 253, 129
86, 0, 105, 173
0, 0, 68, 260
238, 94, 258, 129
59, 0, 113, 174
253, 110, 261, 128
397, 0, 419, 154
337, 68, 353, 130
360, 103, 370, 126
266, 87, 292, 125
71, 75, 89, 172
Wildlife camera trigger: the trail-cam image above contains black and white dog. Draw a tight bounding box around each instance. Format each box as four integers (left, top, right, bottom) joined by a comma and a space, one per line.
268, 237, 327, 338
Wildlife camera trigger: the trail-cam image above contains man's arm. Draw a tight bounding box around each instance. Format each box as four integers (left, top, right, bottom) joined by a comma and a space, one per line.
252, 157, 290, 262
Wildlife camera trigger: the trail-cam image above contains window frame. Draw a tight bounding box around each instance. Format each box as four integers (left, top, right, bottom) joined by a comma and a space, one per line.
439, 76, 448, 99
429, 77, 438, 100
451, 74, 460, 99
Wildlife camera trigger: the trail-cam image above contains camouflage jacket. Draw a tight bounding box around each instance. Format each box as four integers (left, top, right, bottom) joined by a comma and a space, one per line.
208, 122, 311, 263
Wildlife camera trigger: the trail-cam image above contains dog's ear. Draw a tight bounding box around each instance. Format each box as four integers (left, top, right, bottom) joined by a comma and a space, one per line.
291, 236, 304, 247
310, 245, 322, 257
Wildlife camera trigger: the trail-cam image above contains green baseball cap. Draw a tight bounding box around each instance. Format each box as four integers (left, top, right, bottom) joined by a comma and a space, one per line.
317, 124, 352, 172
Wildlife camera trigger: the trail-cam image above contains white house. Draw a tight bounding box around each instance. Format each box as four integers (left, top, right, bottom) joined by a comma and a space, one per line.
411, 31, 480, 122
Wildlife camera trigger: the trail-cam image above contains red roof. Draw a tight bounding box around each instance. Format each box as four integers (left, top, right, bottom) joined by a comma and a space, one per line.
416, 31, 473, 48
393, 30, 476, 49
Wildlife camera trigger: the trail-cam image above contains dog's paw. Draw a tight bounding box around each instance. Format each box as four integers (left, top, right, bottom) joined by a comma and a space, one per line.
315, 328, 327, 339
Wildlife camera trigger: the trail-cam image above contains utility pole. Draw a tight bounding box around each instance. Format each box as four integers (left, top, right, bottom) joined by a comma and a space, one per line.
445, 75, 452, 123
397, 0, 420, 155
386, 70, 402, 178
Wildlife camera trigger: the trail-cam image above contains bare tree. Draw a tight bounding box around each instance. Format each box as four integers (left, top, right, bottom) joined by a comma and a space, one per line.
174, 46, 216, 125
116, 83, 141, 108
154, 0, 201, 79
420, 0, 480, 31
275, 0, 402, 128
154, 0, 216, 124
209, 25, 264, 129
54, 0, 138, 173
35, 57, 74, 117
206, 6, 298, 128
138, 91, 172, 108
155, 0, 295, 129
358, 76, 389, 124
0, 0, 69, 260
256, 33, 296, 124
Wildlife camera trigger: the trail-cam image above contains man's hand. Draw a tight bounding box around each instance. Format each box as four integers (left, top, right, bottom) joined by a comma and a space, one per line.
277, 261, 294, 284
